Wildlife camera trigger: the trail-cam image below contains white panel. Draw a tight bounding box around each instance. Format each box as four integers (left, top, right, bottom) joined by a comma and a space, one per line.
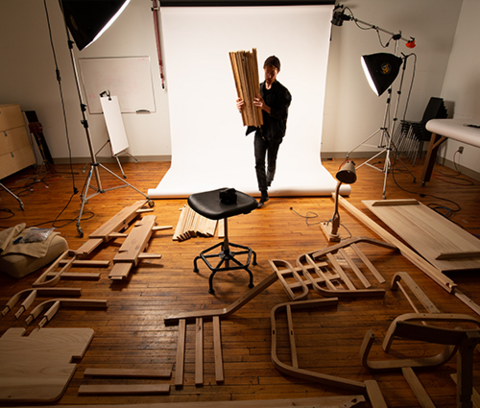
149, 5, 349, 198
100, 96, 129, 155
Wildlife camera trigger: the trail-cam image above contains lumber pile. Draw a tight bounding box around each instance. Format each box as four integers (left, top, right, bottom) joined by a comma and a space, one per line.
173, 205, 220, 242
229, 48, 263, 127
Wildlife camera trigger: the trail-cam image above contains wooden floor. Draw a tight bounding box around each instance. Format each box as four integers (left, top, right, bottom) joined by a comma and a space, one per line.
0, 158, 479, 407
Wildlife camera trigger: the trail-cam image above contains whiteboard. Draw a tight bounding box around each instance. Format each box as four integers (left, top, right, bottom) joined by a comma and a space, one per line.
100, 95, 129, 155
79, 57, 156, 114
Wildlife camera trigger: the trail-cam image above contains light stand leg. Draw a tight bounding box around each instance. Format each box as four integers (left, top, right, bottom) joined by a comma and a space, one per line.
0, 182, 24, 211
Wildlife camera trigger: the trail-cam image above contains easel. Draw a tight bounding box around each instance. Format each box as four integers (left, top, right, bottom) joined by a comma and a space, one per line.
95, 92, 139, 179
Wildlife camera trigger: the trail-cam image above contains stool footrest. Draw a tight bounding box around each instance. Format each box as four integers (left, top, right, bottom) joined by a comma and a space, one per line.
194, 242, 257, 294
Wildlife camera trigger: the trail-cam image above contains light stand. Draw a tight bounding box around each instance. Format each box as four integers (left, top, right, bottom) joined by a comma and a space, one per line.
347, 51, 416, 199
321, 160, 356, 242
59, 0, 153, 237
333, 5, 416, 199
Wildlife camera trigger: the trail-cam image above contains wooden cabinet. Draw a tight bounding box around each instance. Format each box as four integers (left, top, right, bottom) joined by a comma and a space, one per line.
0, 104, 35, 180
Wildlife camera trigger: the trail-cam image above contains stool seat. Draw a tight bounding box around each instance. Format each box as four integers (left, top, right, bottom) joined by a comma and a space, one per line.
188, 188, 258, 220
187, 188, 257, 294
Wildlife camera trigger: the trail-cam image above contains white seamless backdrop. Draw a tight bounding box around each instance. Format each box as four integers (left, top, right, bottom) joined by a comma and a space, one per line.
148, 5, 350, 198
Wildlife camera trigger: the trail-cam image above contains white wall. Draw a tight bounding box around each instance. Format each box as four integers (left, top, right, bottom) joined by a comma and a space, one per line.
0, 0, 467, 170
438, 0, 480, 175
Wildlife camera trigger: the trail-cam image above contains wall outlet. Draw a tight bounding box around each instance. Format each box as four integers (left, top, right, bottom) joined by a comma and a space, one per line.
459, 146, 464, 154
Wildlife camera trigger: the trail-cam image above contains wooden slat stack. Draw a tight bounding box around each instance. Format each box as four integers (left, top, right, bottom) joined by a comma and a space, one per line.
173, 205, 218, 242
229, 48, 263, 127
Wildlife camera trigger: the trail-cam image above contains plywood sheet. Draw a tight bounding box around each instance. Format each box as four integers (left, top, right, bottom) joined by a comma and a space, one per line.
0, 327, 94, 402
363, 199, 480, 272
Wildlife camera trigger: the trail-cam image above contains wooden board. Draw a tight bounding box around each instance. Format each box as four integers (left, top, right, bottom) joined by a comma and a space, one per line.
0, 327, 94, 402
363, 199, 480, 272
78, 384, 170, 395
3, 395, 366, 407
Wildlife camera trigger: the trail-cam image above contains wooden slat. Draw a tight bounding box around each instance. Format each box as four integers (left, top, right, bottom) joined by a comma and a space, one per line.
88, 200, 147, 239
286, 304, 298, 369
175, 319, 186, 387
402, 367, 436, 408
326, 253, 356, 291
84, 367, 172, 378
195, 317, 203, 386
113, 215, 157, 264
338, 248, 371, 288
213, 316, 224, 383
350, 243, 385, 284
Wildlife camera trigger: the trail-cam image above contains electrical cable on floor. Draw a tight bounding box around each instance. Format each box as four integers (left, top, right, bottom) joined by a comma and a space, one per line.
290, 207, 320, 226
0, 209, 15, 221
290, 207, 353, 239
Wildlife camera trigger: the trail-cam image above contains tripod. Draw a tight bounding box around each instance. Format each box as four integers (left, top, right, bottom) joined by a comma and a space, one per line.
66, 36, 153, 238
346, 51, 416, 199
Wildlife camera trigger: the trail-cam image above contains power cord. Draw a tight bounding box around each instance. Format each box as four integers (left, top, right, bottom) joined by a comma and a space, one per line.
289, 207, 353, 239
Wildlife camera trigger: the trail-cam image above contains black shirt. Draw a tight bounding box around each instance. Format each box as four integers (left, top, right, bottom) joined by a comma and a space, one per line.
247, 80, 292, 142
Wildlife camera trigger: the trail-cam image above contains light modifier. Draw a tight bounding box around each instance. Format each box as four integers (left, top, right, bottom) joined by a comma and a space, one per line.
361, 53, 402, 97
59, 0, 131, 50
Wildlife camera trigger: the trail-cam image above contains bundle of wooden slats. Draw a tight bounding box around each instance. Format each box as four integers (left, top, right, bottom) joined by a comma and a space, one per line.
173, 205, 219, 242
229, 48, 263, 127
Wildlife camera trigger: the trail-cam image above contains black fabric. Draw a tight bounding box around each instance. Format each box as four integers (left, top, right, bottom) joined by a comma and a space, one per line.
188, 188, 257, 220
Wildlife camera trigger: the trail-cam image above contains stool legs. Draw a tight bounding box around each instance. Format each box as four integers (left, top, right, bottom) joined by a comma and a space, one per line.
193, 218, 257, 294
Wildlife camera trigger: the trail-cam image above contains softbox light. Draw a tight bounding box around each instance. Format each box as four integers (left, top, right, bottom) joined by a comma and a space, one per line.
59, 0, 131, 50
361, 53, 402, 97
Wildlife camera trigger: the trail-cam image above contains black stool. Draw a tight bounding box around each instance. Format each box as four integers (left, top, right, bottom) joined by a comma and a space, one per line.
188, 188, 258, 294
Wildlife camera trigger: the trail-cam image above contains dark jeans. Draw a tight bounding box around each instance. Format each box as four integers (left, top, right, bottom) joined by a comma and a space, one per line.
254, 132, 282, 192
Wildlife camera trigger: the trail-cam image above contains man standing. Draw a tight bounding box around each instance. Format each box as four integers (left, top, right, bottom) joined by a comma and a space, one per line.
236, 55, 292, 208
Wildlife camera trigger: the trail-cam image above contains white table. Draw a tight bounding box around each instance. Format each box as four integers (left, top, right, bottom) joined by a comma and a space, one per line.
421, 118, 480, 184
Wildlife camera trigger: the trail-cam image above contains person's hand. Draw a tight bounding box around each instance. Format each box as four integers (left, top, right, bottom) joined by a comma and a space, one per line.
236, 98, 245, 111
253, 94, 270, 113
